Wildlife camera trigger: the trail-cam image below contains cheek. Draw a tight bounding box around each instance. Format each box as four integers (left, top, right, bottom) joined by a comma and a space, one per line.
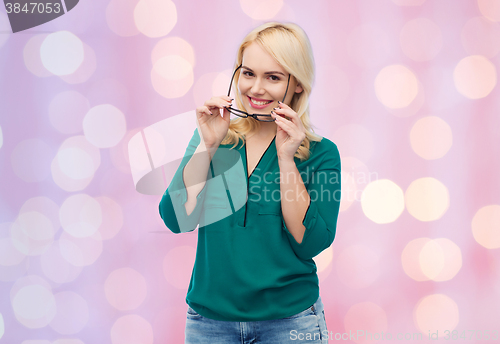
237, 80, 250, 94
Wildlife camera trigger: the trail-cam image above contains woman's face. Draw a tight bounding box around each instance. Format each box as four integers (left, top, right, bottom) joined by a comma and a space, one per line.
238, 42, 302, 115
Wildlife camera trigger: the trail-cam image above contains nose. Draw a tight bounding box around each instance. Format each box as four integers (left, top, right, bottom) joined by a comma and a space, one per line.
250, 77, 265, 95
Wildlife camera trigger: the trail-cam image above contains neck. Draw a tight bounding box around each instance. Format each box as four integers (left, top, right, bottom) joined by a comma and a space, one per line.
248, 122, 277, 140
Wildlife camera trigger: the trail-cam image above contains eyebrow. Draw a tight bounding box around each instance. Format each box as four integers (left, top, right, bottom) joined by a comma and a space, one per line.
241, 66, 286, 77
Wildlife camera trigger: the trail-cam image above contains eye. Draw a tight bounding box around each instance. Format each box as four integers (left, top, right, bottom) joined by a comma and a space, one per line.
242, 71, 254, 77
269, 75, 280, 81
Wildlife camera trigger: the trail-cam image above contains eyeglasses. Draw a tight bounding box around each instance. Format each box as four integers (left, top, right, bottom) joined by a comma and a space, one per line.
226, 64, 291, 122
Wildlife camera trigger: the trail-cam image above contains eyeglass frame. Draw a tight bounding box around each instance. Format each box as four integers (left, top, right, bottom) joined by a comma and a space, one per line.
226, 64, 291, 122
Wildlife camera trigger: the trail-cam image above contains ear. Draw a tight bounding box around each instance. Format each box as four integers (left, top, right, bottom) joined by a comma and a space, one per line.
294, 84, 303, 94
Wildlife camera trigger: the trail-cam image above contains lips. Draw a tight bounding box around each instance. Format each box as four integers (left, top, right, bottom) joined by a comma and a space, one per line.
247, 96, 273, 109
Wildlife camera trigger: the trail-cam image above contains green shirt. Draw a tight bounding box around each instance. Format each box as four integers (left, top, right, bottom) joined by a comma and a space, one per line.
159, 128, 341, 321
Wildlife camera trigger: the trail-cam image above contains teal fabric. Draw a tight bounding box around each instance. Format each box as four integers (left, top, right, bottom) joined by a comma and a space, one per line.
159, 128, 341, 321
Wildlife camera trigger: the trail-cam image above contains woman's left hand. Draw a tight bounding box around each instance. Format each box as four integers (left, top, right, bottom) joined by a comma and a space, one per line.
271, 102, 306, 161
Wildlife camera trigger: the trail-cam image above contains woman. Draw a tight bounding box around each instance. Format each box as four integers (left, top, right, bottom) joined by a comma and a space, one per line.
159, 22, 340, 344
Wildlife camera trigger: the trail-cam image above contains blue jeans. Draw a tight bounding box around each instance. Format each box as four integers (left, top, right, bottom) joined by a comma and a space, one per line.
185, 296, 329, 343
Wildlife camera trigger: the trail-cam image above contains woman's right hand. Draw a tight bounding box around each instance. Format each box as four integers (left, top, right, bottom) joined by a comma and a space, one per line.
195, 96, 232, 149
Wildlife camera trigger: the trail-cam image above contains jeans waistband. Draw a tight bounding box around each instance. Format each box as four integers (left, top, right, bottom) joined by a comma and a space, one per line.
312, 295, 324, 314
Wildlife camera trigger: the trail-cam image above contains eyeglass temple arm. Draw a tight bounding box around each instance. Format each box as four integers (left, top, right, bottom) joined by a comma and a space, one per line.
227, 64, 243, 97
281, 73, 291, 103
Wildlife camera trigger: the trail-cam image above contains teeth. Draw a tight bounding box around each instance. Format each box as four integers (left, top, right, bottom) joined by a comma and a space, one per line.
250, 98, 271, 106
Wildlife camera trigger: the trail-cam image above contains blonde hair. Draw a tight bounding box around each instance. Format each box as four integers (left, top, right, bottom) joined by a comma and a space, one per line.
220, 22, 323, 161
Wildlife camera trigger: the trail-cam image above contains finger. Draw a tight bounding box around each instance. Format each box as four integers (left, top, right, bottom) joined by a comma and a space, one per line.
272, 107, 294, 121
197, 106, 210, 117
274, 106, 304, 128
202, 106, 215, 116
273, 114, 292, 132
276, 102, 299, 121
278, 101, 291, 109
272, 111, 290, 124
206, 98, 232, 109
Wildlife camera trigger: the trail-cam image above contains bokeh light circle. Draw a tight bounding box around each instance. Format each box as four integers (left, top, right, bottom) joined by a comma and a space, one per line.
0, 237, 25, 266
153, 55, 191, 80
59, 42, 98, 84
52, 135, 101, 191
23, 34, 53, 77
106, 0, 140, 37
239, 0, 283, 20
151, 36, 195, 67
105, 268, 148, 311
10, 212, 55, 256
12, 284, 56, 328
193, 72, 230, 108
400, 18, 443, 62
40, 31, 84, 76
454, 55, 497, 99
419, 239, 445, 280
478, 0, 500, 22
110, 314, 154, 344
472, 204, 500, 249
95, 196, 124, 240
402, 237, 432, 281
414, 294, 459, 335
461, 16, 500, 58
57, 147, 95, 180
402, 237, 466, 282
49, 291, 89, 335
60, 194, 102, 238
0, 235, 30, 282
405, 177, 449, 221
41, 242, 83, 283
426, 238, 462, 281
151, 55, 194, 98
375, 65, 419, 109
361, 179, 405, 224
134, 0, 177, 38
410, 116, 453, 160
59, 231, 103, 267
83, 104, 127, 148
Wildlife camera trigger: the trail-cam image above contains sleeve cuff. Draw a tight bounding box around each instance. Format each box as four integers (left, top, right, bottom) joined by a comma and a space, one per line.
167, 163, 211, 233
282, 198, 318, 246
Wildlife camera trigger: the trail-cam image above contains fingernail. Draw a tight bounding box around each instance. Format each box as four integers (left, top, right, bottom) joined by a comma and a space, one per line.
278, 101, 282, 104
273, 107, 277, 110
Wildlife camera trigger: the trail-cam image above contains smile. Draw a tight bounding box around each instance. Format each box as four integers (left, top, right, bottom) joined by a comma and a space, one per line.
248, 96, 273, 108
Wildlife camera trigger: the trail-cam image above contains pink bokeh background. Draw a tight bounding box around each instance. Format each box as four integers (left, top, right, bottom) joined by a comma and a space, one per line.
0, 0, 500, 343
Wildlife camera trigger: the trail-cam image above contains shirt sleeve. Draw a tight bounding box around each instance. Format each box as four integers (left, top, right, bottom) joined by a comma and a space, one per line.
282, 140, 341, 260
159, 128, 212, 234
